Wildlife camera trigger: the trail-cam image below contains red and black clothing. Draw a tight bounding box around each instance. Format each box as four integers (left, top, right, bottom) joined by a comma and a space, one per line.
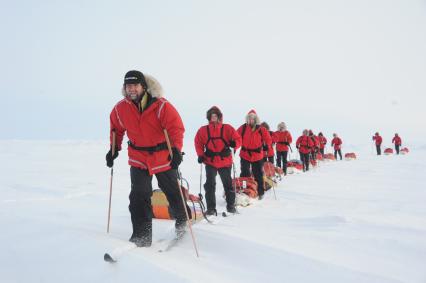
296, 135, 314, 171
273, 130, 292, 174
373, 135, 383, 155
238, 124, 272, 196
194, 121, 241, 211
318, 135, 327, 156
392, 135, 402, 154
331, 137, 343, 160
109, 86, 187, 245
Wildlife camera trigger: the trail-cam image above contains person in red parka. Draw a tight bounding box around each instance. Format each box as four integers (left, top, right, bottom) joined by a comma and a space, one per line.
260, 122, 275, 163
274, 122, 292, 175
237, 110, 272, 200
296, 129, 314, 171
331, 133, 343, 160
194, 106, 241, 215
106, 70, 188, 247
372, 132, 383, 155
318, 132, 327, 156
392, 133, 402, 154
308, 130, 320, 161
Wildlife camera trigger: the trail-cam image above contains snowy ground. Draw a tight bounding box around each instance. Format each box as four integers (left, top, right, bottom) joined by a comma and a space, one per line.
1, 140, 426, 283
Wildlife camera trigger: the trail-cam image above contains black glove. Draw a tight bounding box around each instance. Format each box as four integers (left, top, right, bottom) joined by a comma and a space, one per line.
262, 144, 268, 151
106, 147, 119, 168
197, 156, 204, 164
170, 147, 183, 169
229, 140, 236, 148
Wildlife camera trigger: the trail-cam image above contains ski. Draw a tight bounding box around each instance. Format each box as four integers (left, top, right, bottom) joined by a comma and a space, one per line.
104, 228, 179, 263
222, 211, 239, 217
103, 242, 137, 263
158, 231, 186, 253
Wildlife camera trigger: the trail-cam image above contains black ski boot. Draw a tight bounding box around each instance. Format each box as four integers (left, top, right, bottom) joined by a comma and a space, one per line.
226, 205, 237, 214
206, 208, 217, 216
129, 222, 152, 247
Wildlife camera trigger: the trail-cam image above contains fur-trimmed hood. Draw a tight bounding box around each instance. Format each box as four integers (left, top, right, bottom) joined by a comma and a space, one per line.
122, 73, 164, 98
277, 122, 287, 131
245, 109, 260, 125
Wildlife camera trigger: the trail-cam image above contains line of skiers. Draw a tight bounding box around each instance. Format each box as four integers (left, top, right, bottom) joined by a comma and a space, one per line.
104, 70, 345, 248
372, 132, 403, 155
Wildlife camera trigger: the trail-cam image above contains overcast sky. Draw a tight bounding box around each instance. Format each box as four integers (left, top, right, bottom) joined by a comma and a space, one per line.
1, 0, 426, 147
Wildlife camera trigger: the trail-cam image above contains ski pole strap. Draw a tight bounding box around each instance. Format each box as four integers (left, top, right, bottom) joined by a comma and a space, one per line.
128, 141, 168, 154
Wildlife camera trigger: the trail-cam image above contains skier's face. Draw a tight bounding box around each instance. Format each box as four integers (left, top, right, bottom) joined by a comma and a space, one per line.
210, 113, 219, 123
125, 83, 144, 100
248, 117, 256, 126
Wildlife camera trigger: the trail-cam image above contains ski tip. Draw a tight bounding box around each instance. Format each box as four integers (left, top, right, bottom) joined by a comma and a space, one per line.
104, 253, 116, 263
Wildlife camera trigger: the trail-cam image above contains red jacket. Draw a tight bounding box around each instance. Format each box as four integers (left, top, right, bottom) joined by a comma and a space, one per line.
392, 136, 402, 145
331, 137, 342, 150
263, 131, 275, 158
373, 135, 382, 145
310, 135, 320, 150
273, 130, 292, 152
238, 124, 272, 162
194, 122, 241, 168
296, 135, 314, 154
318, 136, 327, 149
110, 87, 184, 175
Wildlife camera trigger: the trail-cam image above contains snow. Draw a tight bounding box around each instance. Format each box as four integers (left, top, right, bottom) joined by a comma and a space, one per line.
1, 140, 426, 283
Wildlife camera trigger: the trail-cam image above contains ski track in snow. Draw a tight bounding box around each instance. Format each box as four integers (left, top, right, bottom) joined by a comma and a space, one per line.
1, 140, 426, 283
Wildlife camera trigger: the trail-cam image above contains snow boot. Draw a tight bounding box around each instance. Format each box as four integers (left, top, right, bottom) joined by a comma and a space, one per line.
129, 222, 152, 247
226, 205, 237, 214
206, 208, 217, 216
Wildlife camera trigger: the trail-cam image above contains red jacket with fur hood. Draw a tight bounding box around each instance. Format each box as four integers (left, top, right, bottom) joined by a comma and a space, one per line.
237, 110, 272, 162
194, 121, 241, 169
109, 74, 184, 175
296, 135, 314, 154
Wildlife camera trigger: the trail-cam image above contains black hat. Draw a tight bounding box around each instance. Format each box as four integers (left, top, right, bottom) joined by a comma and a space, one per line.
124, 70, 147, 88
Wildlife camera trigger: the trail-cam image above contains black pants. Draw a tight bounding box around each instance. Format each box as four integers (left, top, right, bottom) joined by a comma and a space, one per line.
334, 149, 342, 160
129, 167, 188, 233
204, 165, 235, 210
319, 148, 324, 156
276, 151, 288, 174
376, 145, 381, 155
240, 158, 265, 196
300, 152, 310, 171
395, 145, 400, 154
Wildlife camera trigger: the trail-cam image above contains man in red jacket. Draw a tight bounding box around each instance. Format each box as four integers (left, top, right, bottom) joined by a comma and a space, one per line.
237, 110, 272, 200
274, 122, 292, 175
296, 129, 314, 171
194, 106, 241, 215
106, 70, 188, 247
392, 133, 402, 154
261, 122, 275, 163
331, 133, 343, 160
318, 132, 327, 156
308, 130, 320, 161
372, 132, 383, 155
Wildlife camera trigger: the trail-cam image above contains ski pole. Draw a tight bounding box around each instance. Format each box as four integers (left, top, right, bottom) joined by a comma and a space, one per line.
269, 162, 277, 200
199, 163, 203, 201
107, 131, 116, 233
164, 129, 200, 258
